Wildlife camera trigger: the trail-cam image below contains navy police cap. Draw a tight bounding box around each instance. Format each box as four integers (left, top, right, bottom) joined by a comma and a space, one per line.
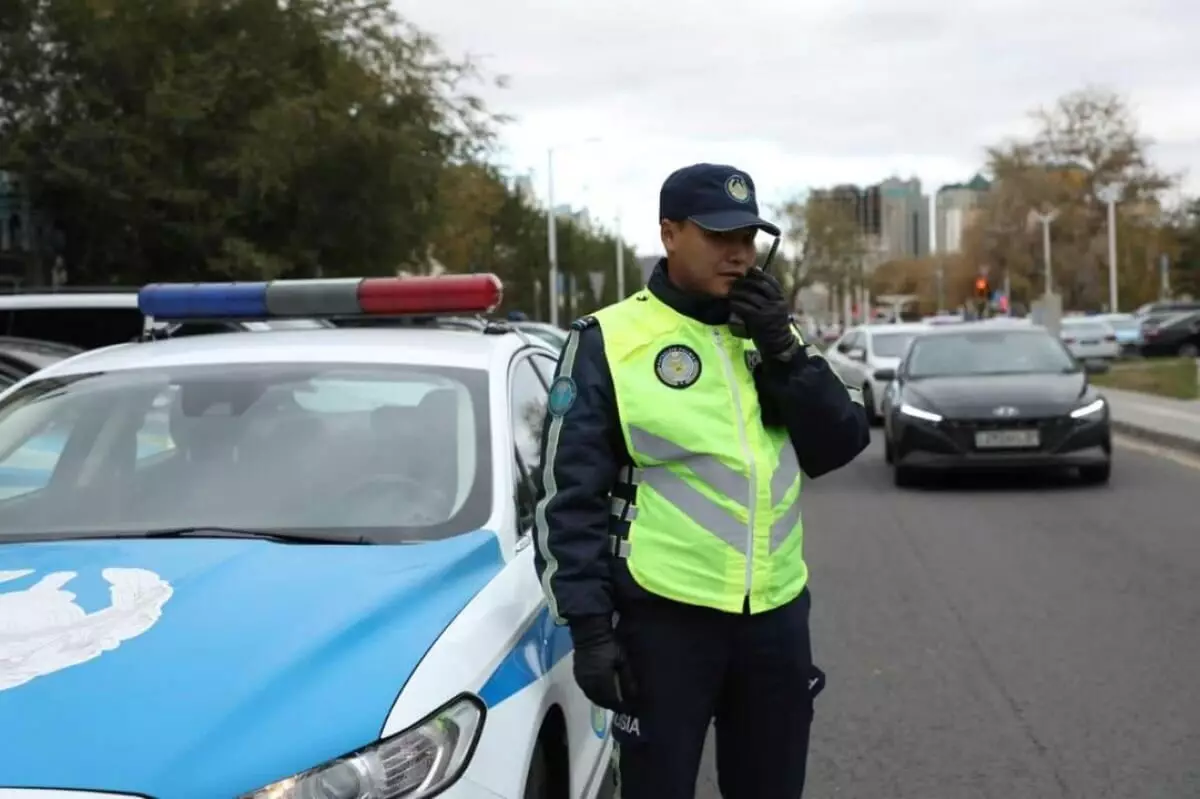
659, 163, 781, 237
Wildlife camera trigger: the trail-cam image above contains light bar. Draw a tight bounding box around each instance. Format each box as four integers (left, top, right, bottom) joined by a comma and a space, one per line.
137, 274, 503, 320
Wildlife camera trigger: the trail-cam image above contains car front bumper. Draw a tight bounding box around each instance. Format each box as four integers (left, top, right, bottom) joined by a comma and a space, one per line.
893, 412, 1110, 471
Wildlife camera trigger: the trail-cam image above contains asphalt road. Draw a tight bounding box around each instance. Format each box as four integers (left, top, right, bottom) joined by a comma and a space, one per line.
695, 436, 1200, 799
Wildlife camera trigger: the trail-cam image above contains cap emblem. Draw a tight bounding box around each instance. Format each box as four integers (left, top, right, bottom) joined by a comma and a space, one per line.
725, 175, 751, 203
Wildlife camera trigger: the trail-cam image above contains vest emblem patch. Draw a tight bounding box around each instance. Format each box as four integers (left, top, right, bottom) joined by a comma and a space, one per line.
654, 345, 702, 389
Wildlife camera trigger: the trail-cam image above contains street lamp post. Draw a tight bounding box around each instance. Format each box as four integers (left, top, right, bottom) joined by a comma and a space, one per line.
1097, 184, 1122, 312
546, 148, 559, 326
545, 137, 601, 327
1029, 208, 1059, 295
615, 209, 625, 300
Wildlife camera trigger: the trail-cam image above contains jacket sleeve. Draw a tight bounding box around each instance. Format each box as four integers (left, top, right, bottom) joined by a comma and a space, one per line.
755, 329, 870, 479
532, 320, 624, 625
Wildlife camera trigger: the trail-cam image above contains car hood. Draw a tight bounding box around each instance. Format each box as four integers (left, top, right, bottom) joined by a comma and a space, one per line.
906, 372, 1090, 418
0, 530, 503, 797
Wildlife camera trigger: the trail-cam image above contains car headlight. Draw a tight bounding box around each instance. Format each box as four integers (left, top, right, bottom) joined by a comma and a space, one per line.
240, 695, 485, 799
1070, 398, 1106, 419
899, 402, 943, 423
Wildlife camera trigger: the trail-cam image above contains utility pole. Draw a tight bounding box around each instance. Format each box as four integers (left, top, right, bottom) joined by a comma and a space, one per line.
544, 137, 601, 326
1029, 208, 1059, 294
1098, 184, 1122, 312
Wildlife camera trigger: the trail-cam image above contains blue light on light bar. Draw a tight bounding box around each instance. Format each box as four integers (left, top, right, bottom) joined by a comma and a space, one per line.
139, 282, 268, 319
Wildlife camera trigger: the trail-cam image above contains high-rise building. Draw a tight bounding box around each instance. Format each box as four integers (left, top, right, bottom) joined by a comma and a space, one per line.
877, 177, 930, 261
810, 178, 928, 261
935, 174, 990, 254
808, 184, 881, 237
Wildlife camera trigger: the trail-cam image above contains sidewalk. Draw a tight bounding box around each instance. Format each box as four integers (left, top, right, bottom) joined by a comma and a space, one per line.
1097, 386, 1200, 454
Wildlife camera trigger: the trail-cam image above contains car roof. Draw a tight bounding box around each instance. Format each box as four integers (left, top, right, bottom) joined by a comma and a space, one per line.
30, 326, 548, 381
914, 322, 1052, 338
858, 323, 930, 334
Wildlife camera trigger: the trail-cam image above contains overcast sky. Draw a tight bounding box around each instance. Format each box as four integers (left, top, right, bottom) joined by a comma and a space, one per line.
393, 0, 1200, 255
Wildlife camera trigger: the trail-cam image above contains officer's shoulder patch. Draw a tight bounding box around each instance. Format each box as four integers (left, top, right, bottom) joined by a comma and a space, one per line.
571, 315, 598, 331
547, 375, 577, 416
744, 348, 763, 371
654, 344, 702, 389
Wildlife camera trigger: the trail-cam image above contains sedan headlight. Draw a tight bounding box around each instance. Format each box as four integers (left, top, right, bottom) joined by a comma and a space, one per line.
899, 402, 943, 423
1070, 398, 1106, 419
241, 695, 485, 799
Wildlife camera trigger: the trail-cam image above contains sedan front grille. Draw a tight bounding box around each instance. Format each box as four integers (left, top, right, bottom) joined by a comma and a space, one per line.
942, 416, 1076, 452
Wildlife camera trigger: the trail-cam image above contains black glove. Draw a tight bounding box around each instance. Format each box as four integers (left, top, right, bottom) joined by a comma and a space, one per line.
728, 269, 800, 361
568, 615, 639, 712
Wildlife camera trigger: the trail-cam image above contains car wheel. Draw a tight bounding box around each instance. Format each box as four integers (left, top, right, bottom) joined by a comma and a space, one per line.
1079, 462, 1111, 485
523, 740, 549, 799
1179, 342, 1199, 358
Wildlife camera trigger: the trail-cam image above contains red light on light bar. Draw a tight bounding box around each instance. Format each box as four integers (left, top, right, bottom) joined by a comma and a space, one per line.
358, 274, 503, 315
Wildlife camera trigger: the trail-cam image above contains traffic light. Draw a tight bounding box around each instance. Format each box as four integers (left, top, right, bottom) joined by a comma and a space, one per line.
974, 277, 990, 298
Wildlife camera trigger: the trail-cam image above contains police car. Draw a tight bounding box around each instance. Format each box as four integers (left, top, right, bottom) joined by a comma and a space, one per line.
0, 275, 616, 799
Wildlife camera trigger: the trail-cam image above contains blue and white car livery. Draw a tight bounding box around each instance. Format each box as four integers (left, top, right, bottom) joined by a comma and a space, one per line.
0, 275, 615, 799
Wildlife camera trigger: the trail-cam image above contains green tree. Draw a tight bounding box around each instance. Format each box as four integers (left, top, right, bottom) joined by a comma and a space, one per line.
1168, 198, 1200, 298
0, 0, 495, 283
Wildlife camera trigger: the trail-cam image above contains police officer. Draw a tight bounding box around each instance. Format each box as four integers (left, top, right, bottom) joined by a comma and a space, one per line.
532, 163, 870, 799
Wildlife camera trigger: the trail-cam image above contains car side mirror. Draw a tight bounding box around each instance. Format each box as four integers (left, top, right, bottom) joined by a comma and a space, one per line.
1083, 359, 1110, 375
873, 367, 896, 381
847, 347, 866, 362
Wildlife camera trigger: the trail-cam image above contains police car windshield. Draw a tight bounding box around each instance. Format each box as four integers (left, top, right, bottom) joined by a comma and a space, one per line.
0, 362, 491, 544
906, 330, 1078, 378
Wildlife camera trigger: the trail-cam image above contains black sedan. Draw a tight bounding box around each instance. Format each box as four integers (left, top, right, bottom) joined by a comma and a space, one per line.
879, 324, 1112, 487
1139, 310, 1200, 358
0, 336, 83, 390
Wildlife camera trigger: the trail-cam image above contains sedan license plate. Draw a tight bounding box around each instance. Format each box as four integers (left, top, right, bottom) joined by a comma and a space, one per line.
1080, 339, 1099, 346
975, 429, 1039, 449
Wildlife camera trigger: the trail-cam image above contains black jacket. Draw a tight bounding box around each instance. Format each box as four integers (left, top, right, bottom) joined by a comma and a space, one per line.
532, 260, 869, 624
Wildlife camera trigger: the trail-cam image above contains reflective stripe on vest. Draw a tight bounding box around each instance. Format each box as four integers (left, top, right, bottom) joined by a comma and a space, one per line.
622, 426, 801, 555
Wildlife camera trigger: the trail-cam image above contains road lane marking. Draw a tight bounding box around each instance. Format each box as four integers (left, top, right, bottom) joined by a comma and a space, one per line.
1114, 434, 1200, 471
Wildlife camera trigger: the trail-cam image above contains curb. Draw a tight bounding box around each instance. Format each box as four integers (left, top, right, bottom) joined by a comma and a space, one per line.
1110, 418, 1200, 456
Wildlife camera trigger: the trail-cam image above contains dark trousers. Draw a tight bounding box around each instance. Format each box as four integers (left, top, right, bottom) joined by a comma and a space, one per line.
610, 588, 824, 799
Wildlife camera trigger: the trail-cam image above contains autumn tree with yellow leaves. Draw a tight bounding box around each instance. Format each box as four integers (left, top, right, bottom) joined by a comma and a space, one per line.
959, 87, 1176, 312
776, 192, 868, 312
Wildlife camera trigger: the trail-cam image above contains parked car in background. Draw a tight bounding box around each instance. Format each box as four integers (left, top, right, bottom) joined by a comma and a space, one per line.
825, 322, 930, 423
1139, 310, 1200, 358
1095, 313, 1142, 354
1134, 300, 1200, 318
1059, 316, 1120, 361
0, 336, 82, 390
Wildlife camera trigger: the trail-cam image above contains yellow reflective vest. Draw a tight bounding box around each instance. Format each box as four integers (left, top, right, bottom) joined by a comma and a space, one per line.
591, 290, 807, 614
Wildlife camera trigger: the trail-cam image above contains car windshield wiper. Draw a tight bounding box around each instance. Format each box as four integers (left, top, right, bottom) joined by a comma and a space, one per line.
142, 526, 368, 544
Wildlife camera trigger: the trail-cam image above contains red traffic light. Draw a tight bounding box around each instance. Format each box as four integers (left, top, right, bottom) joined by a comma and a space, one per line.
974, 277, 989, 295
